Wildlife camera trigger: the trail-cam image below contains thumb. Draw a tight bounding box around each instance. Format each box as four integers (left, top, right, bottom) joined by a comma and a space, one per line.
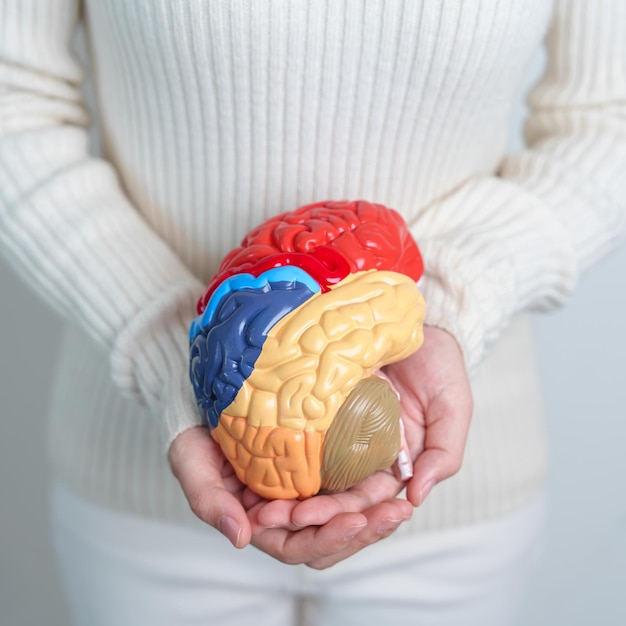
406, 383, 473, 507
169, 426, 252, 548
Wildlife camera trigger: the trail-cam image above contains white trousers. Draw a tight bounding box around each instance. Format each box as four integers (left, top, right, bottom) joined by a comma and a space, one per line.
51, 481, 546, 626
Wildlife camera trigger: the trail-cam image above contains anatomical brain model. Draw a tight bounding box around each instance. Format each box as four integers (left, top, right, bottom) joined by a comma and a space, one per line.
189, 200, 426, 499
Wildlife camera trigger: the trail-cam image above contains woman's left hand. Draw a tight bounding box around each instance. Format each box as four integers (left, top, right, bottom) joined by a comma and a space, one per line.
250, 325, 473, 569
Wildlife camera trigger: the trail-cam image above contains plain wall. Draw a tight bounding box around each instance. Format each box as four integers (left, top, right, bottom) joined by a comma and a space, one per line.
1, 24, 625, 626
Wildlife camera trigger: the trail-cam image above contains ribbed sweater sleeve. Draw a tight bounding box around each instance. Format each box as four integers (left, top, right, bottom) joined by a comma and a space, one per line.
417, 0, 626, 374
0, 0, 204, 443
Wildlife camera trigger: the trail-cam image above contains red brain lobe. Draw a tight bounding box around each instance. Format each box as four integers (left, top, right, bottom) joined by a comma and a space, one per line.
198, 200, 423, 314
229, 199, 421, 276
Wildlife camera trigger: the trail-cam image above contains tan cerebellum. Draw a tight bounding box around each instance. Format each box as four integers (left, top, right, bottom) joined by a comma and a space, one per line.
320, 376, 402, 493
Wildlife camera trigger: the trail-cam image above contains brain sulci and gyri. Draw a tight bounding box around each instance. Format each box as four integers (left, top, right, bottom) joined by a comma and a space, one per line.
189, 199, 426, 500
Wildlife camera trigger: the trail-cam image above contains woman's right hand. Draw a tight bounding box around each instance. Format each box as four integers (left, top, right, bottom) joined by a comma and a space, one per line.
168, 425, 411, 568
169, 425, 253, 549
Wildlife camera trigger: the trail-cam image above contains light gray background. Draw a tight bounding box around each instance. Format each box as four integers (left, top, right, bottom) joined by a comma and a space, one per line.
1, 29, 625, 626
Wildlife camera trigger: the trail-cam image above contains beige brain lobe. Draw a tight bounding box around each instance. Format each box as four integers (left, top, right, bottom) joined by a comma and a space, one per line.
211, 270, 426, 499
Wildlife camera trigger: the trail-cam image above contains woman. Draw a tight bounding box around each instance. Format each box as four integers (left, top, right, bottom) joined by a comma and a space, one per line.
1, 1, 624, 624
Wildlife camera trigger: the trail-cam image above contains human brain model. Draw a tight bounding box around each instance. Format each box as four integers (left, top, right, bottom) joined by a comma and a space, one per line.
189, 200, 426, 499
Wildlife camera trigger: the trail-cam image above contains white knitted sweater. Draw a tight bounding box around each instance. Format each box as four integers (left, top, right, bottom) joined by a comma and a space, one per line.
0, 0, 624, 531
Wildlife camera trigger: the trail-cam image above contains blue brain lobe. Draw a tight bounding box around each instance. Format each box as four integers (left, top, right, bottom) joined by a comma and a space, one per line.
189, 277, 317, 428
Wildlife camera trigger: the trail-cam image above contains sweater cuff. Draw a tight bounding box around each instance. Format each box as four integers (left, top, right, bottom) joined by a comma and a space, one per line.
414, 176, 577, 375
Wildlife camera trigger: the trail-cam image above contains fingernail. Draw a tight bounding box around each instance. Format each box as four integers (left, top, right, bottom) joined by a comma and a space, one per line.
376, 518, 404, 535
343, 522, 367, 542
218, 515, 242, 548
419, 479, 437, 505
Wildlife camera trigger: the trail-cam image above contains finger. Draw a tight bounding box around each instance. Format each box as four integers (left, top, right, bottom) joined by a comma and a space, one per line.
241, 487, 267, 511
253, 470, 403, 529
251, 512, 368, 565
169, 426, 252, 548
253, 498, 300, 529
289, 470, 406, 527
253, 468, 407, 530
306, 499, 412, 570
248, 499, 306, 534
406, 385, 472, 506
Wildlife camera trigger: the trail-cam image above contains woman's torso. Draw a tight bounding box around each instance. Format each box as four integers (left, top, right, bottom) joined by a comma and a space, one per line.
47, 0, 552, 529
83, 0, 552, 281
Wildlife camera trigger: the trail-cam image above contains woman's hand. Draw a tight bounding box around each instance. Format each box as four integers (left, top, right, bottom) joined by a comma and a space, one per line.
169, 326, 472, 569
168, 426, 409, 565
385, 325, 473, 506
252, 325, 473, 568
169, 426, 253, 548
